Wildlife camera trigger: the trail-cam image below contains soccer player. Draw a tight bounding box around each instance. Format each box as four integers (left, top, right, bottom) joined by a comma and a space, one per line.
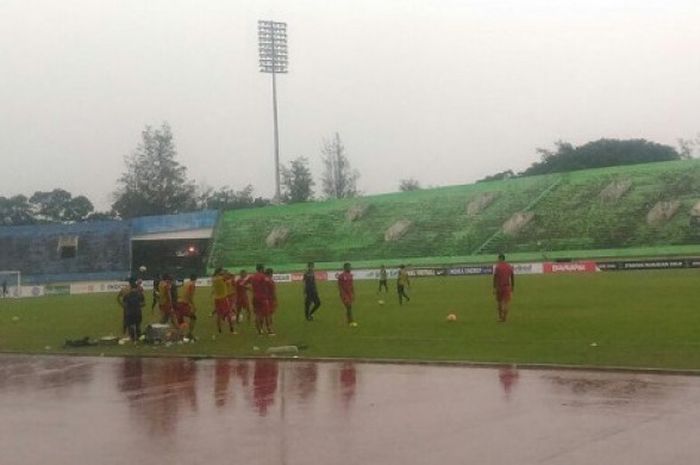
225, 271, 237, 320
338, 262, 357, 327
303, 262, 321, 321
397, 264, 411, 305
120, 278, 145, 342
377, 265, 388, 293
249, 264, 274, 336
170, 276, 179, 309
493, 254, 515, 322
175, 274, 198, 340
116, 281, 131, 336
212, 268, 235, 334
151, 274, 161, 312
158, 274, 175, 325
235, 270, 251, 323
265, 268, 277, 336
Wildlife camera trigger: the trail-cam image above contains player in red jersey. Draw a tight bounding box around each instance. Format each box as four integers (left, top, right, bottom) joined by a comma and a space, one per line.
249, 264, 274, 336
337, 262, 357, 327
224, 271, 237, 319
493, 254, 515, 322
235, 270, 251, 324
158, 274, 175, 325
264, 268, 277, 336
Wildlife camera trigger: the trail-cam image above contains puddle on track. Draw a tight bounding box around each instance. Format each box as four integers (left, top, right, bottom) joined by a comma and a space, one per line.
1, 355, 699, 465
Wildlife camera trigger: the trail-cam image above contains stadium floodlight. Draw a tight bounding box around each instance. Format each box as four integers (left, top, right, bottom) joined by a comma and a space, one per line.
258, 19, 288, 201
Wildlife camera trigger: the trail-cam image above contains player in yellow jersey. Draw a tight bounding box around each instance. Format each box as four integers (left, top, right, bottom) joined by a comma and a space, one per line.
175, 274, 198, 340
116, 283, 131, 337
397, 264, 411, 305
158, 274, 175, 324
211, 268, 235, 334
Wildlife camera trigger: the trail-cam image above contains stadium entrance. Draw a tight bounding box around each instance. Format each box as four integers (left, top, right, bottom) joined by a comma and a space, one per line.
129, 211, 218, 280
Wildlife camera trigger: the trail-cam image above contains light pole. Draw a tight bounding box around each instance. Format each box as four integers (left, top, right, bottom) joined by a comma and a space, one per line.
258, 20, 288, 202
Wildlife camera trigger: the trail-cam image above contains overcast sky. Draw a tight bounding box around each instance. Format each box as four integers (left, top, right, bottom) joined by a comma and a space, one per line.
2, 0, 699, 210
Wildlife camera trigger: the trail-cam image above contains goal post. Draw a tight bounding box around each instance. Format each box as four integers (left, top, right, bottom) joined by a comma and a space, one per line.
0, 271, 21, 298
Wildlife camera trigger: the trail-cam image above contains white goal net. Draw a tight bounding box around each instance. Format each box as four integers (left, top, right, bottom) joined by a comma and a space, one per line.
0, 271, 21, 298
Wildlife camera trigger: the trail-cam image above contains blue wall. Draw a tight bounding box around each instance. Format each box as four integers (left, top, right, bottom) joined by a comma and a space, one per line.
0, 211, 220, 284
0, 221, 131, 284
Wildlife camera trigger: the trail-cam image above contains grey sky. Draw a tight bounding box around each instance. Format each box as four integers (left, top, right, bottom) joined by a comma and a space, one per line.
2, 0, 699, 210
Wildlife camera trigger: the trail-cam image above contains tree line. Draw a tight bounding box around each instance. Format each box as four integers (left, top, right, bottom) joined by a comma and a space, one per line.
112, 124, 367, 219
478, 137, 697, 182
0, 189, 109, 226
1, 123, 377, 225
3, 123, 696, 226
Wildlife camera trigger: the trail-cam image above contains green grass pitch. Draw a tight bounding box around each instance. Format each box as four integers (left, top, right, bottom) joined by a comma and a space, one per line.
1, 270, 699, 370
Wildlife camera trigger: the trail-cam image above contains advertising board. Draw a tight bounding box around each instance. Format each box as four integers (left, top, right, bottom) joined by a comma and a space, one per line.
543, 262, 599, 273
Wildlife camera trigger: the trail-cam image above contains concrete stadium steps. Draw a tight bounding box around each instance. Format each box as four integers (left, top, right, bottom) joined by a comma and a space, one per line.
519, 162, 700, 253
208, 160, 700, 269
208, 174, 554, 267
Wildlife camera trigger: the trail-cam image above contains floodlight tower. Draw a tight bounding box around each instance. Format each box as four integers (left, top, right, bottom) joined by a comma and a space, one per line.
258, 20, 288, 201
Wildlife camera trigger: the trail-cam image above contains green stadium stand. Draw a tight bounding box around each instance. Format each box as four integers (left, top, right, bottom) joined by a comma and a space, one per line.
209, 160, 700, 271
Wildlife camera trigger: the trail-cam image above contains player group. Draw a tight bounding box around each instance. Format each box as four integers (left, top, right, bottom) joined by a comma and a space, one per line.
116, 254, 515, 343
117, 261, 362, 343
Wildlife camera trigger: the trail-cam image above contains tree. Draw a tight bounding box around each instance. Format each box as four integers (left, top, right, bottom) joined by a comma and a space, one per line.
0, 195, 34, 226
29, 189, 94, 222
281, 157, 315, 203
112, 122, 196, 218
85, 211, 118, 222
477, 170, 515, 183
398, 178, 421, 192
198, 184, 270, 211
678, 133, 700, 159
520, 139, 681, 176
320, 133, 359, 199
64, 195, 94, 221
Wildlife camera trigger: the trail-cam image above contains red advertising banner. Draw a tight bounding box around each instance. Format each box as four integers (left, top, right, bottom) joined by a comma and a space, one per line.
543, 261, 599, 273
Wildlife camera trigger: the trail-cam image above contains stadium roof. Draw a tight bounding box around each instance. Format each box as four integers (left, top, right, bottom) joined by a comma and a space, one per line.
131, 228, 214, 241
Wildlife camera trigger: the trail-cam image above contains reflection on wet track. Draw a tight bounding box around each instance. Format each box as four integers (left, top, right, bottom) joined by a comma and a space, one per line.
0, 355, 699, 465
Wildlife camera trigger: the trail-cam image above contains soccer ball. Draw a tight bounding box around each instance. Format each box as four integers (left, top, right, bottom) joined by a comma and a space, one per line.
139, 265, 147, 273
446, 313, 457, 322
377, 300, 385, 305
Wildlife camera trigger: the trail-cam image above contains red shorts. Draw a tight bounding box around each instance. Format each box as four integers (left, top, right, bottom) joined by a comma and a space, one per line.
340, 293, 353, 306
214, 298, 232, 318
236, 295, 249, 310
496, 288, 512, 303
174, 302, 194, 324
253, 297, 271, 317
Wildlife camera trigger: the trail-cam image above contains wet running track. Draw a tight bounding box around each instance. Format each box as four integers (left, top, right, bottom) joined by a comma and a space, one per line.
0, 355, 699, 465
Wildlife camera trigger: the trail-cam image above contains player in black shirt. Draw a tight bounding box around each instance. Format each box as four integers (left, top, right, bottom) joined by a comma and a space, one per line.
151, 274, 161, 311
121, 278, 145, 341
303, 262, 321, 321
